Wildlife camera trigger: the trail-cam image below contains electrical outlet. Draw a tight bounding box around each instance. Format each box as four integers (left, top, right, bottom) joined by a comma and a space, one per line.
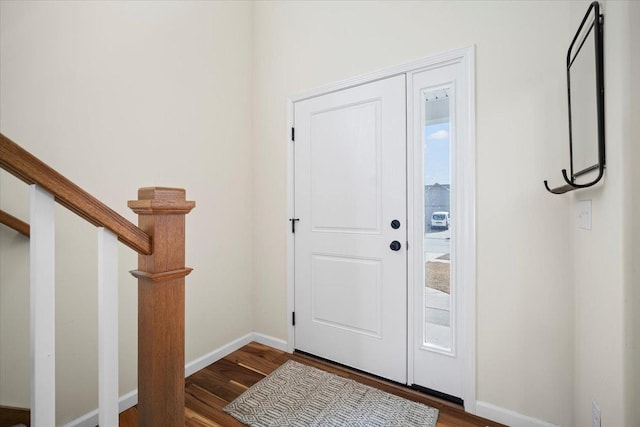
592, 400, 601, 427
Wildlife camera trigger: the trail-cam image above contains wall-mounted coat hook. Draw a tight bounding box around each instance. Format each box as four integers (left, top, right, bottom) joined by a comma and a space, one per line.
544, 165, 605, 194
544, 173, 576, 194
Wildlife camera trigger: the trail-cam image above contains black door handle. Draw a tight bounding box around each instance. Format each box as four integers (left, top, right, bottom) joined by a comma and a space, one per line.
390, 241, 401, 251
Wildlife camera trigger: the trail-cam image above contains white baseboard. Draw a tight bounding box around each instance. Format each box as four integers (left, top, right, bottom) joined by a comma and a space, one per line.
185, 333, 255, 377
253, 332, 288, 352
118, 390, 138, 416
476, 401, 560, 427
65, 332, 281, 426
64, 390, 138, 427
63, 408, 99, 427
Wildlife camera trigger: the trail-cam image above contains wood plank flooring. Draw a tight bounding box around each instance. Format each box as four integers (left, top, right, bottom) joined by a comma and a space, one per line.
119, 342, 504, 427
0, 405, 30, 427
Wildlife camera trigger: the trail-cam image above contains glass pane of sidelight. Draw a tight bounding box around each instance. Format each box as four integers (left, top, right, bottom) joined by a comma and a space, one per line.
423, 88, 453, 352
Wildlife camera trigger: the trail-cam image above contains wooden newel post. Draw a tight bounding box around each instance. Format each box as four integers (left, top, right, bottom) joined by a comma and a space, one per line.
128, 187, 195, 426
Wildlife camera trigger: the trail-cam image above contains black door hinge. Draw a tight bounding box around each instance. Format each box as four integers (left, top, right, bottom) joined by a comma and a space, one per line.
291, 127, 295, 141
292, 312, 296, 326
289, 218, 299, 233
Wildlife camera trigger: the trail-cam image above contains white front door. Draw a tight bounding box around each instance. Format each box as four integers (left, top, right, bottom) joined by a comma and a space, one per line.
293, 75, 407, 383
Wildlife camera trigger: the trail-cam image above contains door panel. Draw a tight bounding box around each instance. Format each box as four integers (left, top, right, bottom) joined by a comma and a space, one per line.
310, 100, 382, 233
294, 75, 407, 384
311, 254, 382, 337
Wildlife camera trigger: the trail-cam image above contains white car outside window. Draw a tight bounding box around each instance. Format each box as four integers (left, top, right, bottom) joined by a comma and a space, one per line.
431, 212, 449, 230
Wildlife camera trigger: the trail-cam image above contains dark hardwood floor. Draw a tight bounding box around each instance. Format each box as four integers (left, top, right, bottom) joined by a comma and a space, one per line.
0, 405, 30, 427
119, 342, 503, 426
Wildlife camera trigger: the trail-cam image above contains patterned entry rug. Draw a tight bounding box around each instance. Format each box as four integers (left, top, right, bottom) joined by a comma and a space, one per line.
224, 360, 439, 427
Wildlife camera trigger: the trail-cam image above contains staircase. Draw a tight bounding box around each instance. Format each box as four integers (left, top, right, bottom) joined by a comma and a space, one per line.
0, 133, 195, 426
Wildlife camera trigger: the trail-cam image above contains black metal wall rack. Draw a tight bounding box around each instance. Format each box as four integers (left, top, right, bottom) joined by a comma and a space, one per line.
544, 1, 605, 195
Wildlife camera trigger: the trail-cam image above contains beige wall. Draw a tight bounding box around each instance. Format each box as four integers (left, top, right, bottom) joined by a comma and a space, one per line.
250, 1, 636, 425
0, 1, 254, 424
0, 173, 30, 407
251, 1, 575, 425
569, 2, 632, 426
1, 1, 636, 425
625, 2, 640, 425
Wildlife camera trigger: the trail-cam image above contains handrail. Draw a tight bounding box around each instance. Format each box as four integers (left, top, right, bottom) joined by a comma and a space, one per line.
1, 133, 194, 425
0, 133, 152, 254
0, 209, 30, 237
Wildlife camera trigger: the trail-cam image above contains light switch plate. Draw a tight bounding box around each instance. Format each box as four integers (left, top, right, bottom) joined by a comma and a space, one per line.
592, 400, 601, 427
577, 200, 592, 230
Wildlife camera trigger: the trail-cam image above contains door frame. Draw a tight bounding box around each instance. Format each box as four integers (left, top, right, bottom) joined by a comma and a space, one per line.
286, 46, 476, 414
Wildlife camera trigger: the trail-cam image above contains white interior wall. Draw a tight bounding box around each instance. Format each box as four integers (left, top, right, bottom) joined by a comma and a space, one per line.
0, 1, 636, 425
0, 1, 254, 424
569, 1, 631, 425
251, 1, 575, 425
625, 2, 640, 426
0, 173, 30, 408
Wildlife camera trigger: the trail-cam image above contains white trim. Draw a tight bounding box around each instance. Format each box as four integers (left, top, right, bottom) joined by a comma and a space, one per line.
63, 390, 137, 427
97, 228, 119, 427
64, 407, 100, 427
64, 332, 282, 426
286, 46, 476, 412
476, 401, 560, 427
118, 390, 138, 418
30, 184, 56, 426
405, 69, 415, 386
287, 98, 296, 353
461, 46, 477, 414
184, 333, 255, 377
290, 47, 474, 103
253, 332, 288, 352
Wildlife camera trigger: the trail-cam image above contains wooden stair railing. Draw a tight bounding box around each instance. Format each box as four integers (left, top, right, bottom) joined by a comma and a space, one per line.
0, 132, 195, 426
129, 188, 195, 426
0, 133, 151, 254
0, 209, 30, 237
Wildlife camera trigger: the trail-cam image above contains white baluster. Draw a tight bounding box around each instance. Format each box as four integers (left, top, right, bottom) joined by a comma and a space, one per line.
98, 227, 119, 426
30, 184, 55, 426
